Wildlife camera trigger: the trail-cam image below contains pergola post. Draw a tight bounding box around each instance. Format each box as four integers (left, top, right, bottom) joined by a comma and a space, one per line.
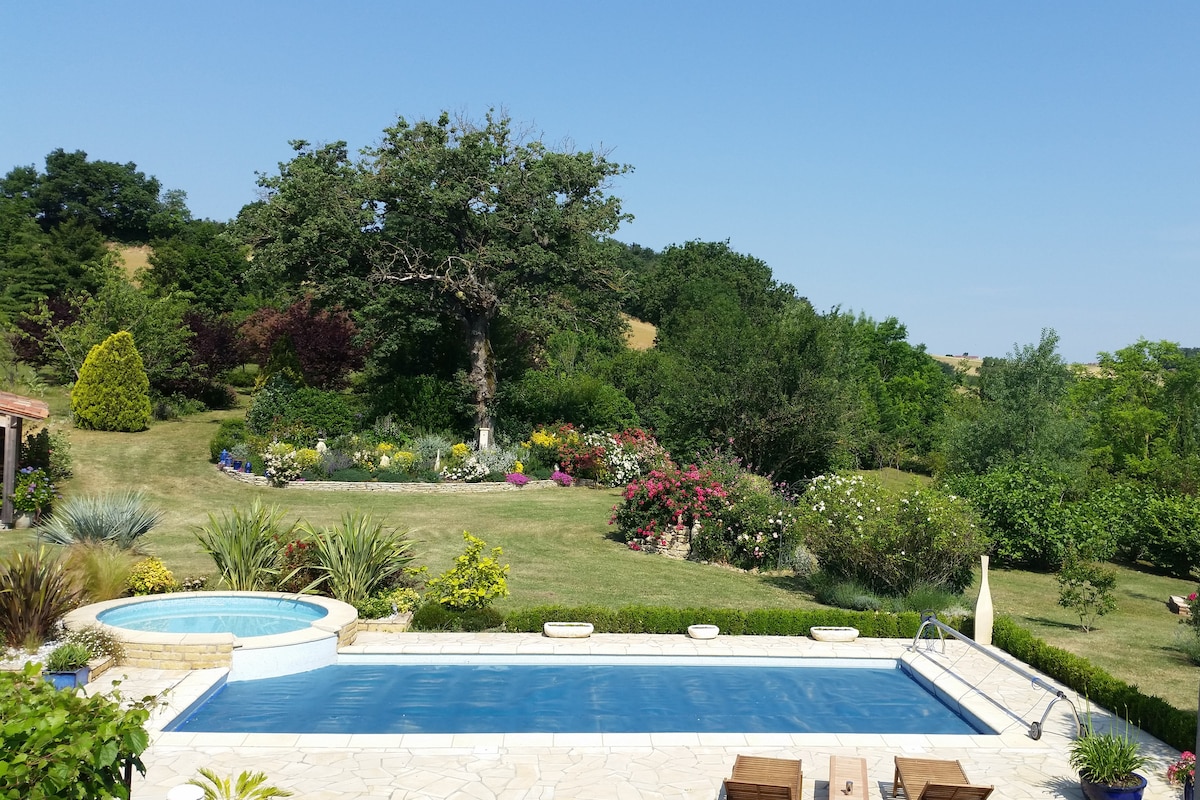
1, 414, 19, 528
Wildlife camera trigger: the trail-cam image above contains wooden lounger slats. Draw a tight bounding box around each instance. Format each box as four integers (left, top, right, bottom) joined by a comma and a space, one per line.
893, 757, 994, 800
724, 755, 804, 800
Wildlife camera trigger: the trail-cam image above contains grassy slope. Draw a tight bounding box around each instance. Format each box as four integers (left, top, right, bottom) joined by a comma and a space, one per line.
9, 387, 1195, 709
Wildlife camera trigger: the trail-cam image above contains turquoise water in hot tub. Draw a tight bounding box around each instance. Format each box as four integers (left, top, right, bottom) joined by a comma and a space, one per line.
98, 596, 326, 637
167, 656, 993, 735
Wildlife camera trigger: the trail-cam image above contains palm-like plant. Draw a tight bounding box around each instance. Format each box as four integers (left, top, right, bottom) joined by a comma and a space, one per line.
188, 768, 293, 800
303, 512, 414, 606
195, 501, 295, 591
38, 491, 164, 550
0, 546, 81, 649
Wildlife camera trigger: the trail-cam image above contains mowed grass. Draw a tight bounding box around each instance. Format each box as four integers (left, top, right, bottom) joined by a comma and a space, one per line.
970, 563, 1198, 711
7, 386, 1197, 710
3, 402, 814, 613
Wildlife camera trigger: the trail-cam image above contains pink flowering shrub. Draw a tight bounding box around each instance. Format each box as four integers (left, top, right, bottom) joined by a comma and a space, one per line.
609, 465, 729, 551
505, 472, 530, 486
550, 470, 573, 487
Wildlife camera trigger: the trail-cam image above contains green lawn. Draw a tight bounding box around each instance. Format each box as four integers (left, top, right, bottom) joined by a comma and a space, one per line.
7, 392, 1199, 711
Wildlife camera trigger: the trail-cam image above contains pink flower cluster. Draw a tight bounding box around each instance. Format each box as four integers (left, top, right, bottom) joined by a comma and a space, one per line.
610, 465, 729, 550
1168, 751, 1195, 786
505, 472, 530, 486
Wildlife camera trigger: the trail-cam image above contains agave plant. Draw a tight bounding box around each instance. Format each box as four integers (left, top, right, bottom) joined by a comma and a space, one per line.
188, 768, 293, 800
196, 501, 295, 591
302, 512, 414, 606
0, 546, 81, 649
38, 491, 164, 550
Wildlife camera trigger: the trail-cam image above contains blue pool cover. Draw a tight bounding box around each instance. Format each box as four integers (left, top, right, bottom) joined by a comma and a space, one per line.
168, 661, 991, 734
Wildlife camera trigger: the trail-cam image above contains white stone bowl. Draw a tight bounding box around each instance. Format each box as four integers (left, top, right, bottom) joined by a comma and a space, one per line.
687, 624, 720, 640
810, 626, 859, 642
543, 622, 594, 638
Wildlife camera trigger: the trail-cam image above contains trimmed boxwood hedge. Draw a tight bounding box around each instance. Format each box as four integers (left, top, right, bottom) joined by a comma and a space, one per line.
500, 606, 950, 638
992, 615, 1194, 751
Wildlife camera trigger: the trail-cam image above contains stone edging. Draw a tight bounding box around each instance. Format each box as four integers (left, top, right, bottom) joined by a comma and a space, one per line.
218, 467, 563, 493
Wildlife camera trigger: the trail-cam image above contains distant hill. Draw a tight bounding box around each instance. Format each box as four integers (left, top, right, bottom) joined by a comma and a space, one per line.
930, 353, 984, 376
109, 243, 152, 280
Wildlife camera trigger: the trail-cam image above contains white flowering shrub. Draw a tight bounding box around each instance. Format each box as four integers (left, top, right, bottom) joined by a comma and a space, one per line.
796, 472, 987, 594
264, 442, 303, 486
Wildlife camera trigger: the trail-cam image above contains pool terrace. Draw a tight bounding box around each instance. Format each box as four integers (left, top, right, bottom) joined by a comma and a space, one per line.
106, 632, 1180, 799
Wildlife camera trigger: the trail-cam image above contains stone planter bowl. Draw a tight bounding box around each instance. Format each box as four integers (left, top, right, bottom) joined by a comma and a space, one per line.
543, 622, 594, 638
687, 624, 720, 640
810, 626, 860, 642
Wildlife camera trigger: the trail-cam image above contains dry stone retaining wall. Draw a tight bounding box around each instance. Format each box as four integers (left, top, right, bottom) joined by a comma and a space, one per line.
221, 468, 561, 493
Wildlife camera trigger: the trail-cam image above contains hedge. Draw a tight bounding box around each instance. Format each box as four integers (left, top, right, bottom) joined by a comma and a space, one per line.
992, 615, 1195, 751
500, 606, 952, 638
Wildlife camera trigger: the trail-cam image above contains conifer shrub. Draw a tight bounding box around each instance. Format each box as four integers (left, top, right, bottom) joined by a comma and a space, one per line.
71, 331, 152, 431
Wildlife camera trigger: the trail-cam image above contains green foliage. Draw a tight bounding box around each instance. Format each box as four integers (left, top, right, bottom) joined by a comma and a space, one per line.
947, 464, 1079, 568
64, 542, 136, 603
246, 376, 357, 444
302, 513, 414, 607
188, 767, 293, 800
45, 641, 92, 672
63, 624, 125, 663
423, 532, 509, 611
796, 473, 986, 594
209, 419, 248, 462
196, 501, 294, 591
354, 585, 421, 619
1069, 721, 1148, 786
1071, 339, 1200, 494
1056, 545, 1118, 632
127, 557, 177, 595
498, 369, 639, 438
410, 603, 504, 631
20, 427, 73, 481
702, 464, 803, 570
992, 616, 1195, 752
12, 467, 57, 519
0, 547, 80, 649
38, 491, 163, 550
71, 331, 152, 431
0, 663, 154, 799
941, 328, 1085, 477
501, 606, 942, 638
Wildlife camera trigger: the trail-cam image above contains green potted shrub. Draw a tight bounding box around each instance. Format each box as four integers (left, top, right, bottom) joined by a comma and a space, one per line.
1069, 721, 1149, 800
43, 641, 93, 689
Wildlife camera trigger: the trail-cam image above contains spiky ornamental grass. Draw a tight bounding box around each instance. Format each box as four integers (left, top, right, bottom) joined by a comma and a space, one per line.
0, 547, 81, 649
38, 491, 164, 550
302, 512, 414, 607
195, 500, 295, 591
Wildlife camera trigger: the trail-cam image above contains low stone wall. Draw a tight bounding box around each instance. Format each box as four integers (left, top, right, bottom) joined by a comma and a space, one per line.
122, 639, 234, 670
221, 468, 561, 493
639, 523, 699, 560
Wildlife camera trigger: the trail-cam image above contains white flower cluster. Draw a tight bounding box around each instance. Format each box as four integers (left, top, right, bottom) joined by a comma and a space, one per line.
264, 442, 303, 486
440, 454, 490, 483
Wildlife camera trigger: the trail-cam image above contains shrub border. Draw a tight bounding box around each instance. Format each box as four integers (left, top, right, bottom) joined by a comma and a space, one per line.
991, 615, 1195, 751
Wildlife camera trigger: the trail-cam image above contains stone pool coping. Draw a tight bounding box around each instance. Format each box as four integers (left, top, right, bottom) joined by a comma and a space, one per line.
64, 591, 358, 670
111, 632, 1182, 800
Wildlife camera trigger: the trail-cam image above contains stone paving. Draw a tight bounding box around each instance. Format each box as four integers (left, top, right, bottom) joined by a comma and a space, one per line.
90, 632, 1184, 800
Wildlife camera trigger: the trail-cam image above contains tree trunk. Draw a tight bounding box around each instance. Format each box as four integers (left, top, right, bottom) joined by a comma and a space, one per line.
466, 310, 496, 448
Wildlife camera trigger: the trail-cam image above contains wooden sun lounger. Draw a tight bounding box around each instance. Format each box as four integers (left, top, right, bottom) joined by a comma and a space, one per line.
831, 755, 869, 800
724, 754, 803, 800
893, 757, 994, 800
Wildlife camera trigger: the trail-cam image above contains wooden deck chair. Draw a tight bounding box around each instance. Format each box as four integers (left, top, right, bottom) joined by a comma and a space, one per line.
892, 757, 994, 800
724, 755, 803, 800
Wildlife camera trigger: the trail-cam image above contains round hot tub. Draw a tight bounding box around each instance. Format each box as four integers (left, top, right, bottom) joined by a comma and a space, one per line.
65, 591, 358, 677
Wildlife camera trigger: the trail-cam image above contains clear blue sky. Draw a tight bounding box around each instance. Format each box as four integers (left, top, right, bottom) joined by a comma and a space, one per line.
3, 2, 1196, 362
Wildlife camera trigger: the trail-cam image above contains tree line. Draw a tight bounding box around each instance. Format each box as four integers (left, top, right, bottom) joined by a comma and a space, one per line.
2, 112, 1198, 529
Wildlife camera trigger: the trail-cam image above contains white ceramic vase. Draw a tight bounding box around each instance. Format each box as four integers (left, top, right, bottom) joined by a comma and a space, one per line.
975, 554, 994, 645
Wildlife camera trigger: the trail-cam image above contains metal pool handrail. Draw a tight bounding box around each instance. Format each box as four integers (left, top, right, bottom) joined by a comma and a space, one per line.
910, 613, 1084, 740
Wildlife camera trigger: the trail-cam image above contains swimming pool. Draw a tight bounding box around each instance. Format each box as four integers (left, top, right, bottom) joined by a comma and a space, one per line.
167, 655, 994, 735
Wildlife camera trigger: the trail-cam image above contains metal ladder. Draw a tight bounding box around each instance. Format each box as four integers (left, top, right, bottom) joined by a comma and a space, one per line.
910, 613, 1085, 740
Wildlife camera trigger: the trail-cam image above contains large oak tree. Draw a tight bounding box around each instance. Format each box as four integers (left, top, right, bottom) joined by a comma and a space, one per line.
240, 111, 631, 442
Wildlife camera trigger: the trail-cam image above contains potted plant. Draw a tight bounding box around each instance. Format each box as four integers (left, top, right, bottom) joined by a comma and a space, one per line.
1168, 751, 1195, 800
1069, 721, 1149, 800
43, 641, 93, 689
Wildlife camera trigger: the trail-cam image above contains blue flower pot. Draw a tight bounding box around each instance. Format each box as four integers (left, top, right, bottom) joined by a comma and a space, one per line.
44, 665, 91, 690
1081, 774, 1147, 800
